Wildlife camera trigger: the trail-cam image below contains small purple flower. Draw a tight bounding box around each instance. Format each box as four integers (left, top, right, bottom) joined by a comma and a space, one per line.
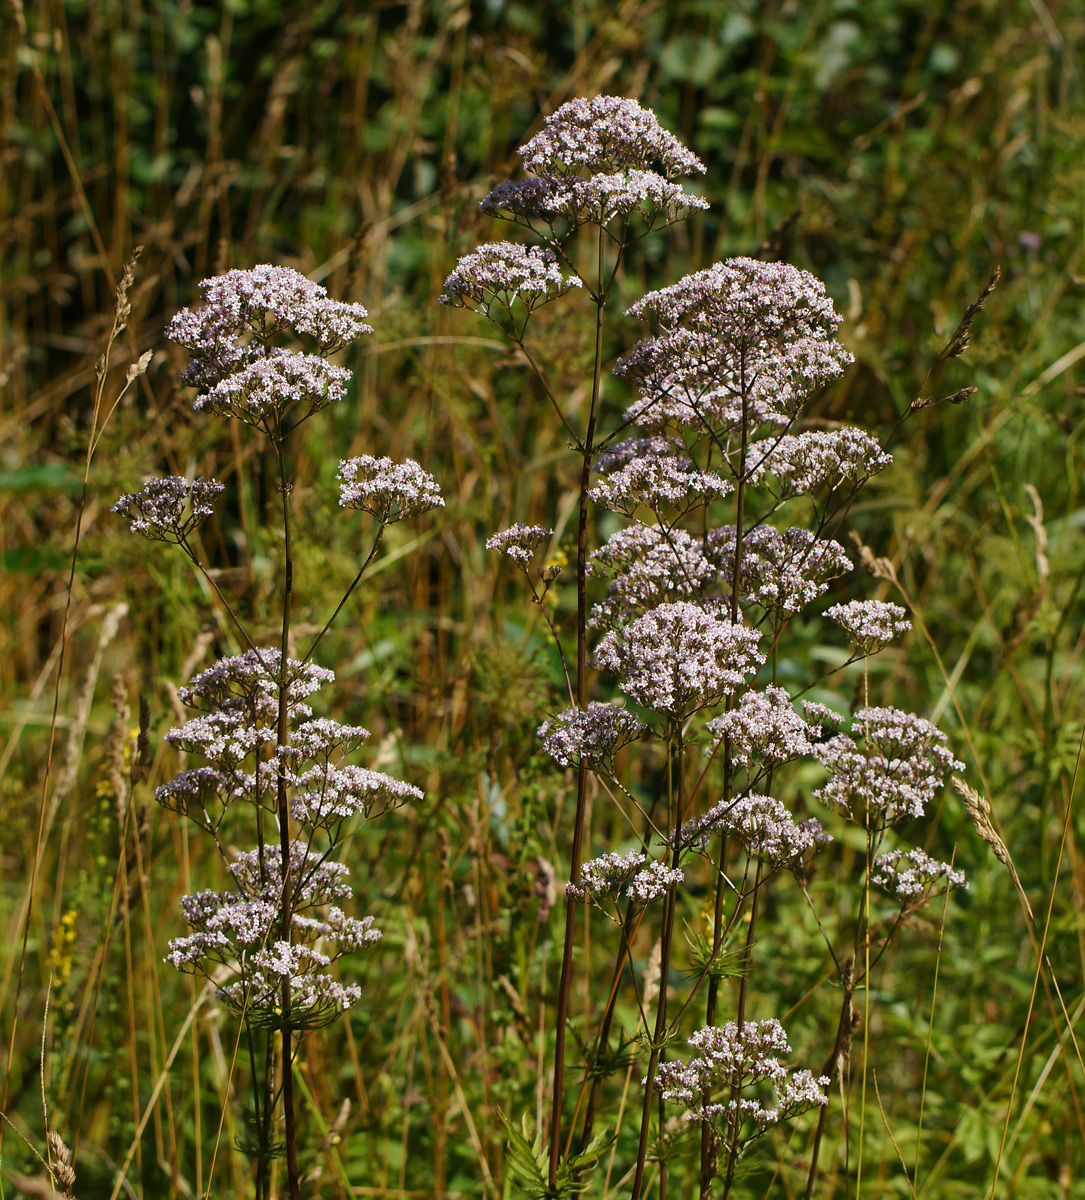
538, 702, 646, 770
112, 476, 224, 543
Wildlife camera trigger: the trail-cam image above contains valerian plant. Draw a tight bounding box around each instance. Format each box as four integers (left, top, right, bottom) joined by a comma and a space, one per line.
114, 265, 442, 1200
442, 96, 972, 1198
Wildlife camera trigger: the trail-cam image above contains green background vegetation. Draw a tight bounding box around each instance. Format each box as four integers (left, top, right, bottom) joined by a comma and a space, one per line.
1, 0, 1083, 1196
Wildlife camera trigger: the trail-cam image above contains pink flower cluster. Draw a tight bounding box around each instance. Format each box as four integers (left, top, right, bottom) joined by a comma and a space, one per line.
537, 702, 645, 770
166, 841, 380, 1027
873, 847, 966, 902
617, 258, 854, 434
814, 706, 964, 825
656, 1019, 829, 1136
593, 601, 764, 716
479, 96, 707, 232
167, 263, 372, 394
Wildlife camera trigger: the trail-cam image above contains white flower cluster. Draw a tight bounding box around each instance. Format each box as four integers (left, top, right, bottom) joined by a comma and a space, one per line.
616, 258, 853, 434
167, 263, 372, 393
440, 242, 581, 314
473, 96, 707, 243
289, 763, 424, 826
873, 847, 966, 902
566, 849, 647, 901
194, 352, 351, 421
706, 685, 818, 767
627, 860, 684, 902
825, 599, 911, 653
338, 455, 444, 523
517, 96, 707, 178
476, 96, 707, 234
160, 649, 424, 1024
179, 648, 333, 716
588, 526, 715, 628
656, 1019, 829, 1136
711, 525, 853, 614
566, 849, 682, 906
625, 382, 790, 436
678, 793, 828, 870
167, 841, 381, 1028
486, 523, 555, 568
745, 429, 892, 498
589, 436, 731, 516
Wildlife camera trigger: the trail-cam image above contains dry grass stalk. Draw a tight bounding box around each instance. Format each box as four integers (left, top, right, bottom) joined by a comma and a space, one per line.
952, 777, 1034, 922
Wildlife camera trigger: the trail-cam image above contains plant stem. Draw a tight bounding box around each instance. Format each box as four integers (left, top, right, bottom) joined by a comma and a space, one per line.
699, 371, 751, 1198
273, 440, 302, 1200
630, 729, 684, 1200
548, 223, 606, 1190
719, 860, 763, 1199
803, 954, 855, 1200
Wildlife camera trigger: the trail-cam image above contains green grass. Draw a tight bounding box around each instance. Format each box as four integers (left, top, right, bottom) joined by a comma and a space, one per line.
2, 1, 1083, 1197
